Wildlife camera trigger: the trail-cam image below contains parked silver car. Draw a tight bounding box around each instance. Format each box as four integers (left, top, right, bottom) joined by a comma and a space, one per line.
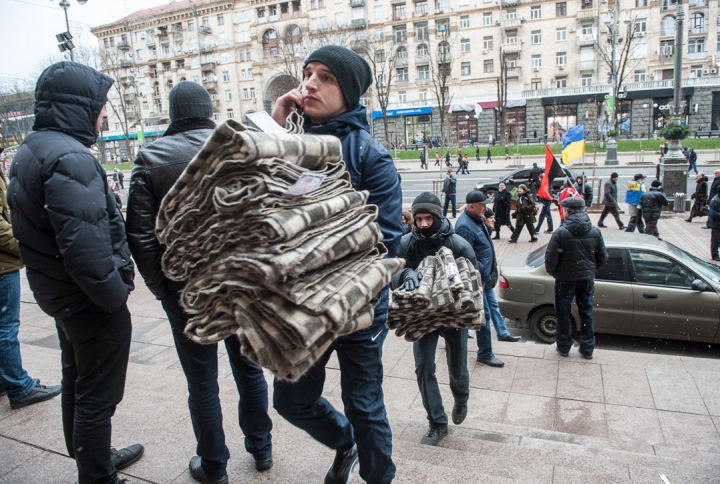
497, 232, 720, 344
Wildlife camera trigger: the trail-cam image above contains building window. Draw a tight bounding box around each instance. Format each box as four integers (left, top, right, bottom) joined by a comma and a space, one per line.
221, 53, 229, 63
556, 2, 566, 17
394, 4, 407, 20
531, 78, 542, 90
394, 25, 407, 43
635, 18, 647, 33
483, 59, 494, 73
483, 36, 493, 50
556, 52, 567, 66
217, 13, 224, 25
109, 37, 115, 47
505, 8, 516, 19
688, 37, 706, 54
336, 12, 344, 26
531, 6, 541, 19
634, 69, 646, 82
636, 0, 648, 5
418, 65, 430, 79
556, 77, 567, 88
248, 68, 253, 77
225, 90, 232, 101
250, 87, 255, 98
202, 16, 210, 28
418, 89, 427, 101
154, 99, 162, 114
243, 88, 249, 99
415, 22, 428, 41
219, 33, 227, 44
483, 12, 493, 25
212, 112, 219, 121
417, 44, 429, 57
691, 64, 703, 78
187, 20, 194, 31
397, 67, 408, 81
460, 38, 470, 53
227, 109, 234, 119
103, 38, 109, 49
223, 70, 230, 82
374, 5, 383, 18
532, 54, 542, 68
459, 15, 469, 29
136, 49, 143, 60
416, 1, 428, 15
461, 61, 471, 75
581, 24, 593, 36
531, 30, 541, 44
556, 28, 567, 41
398, 91, 407, 103
191, 57, 199, 68
581, 74, 592, 86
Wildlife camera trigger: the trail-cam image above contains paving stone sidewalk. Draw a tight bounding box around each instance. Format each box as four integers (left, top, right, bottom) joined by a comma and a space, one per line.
2, 207, 720, 483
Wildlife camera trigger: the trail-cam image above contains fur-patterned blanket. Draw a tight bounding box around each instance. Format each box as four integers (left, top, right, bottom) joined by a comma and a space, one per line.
157, 119, 404, 381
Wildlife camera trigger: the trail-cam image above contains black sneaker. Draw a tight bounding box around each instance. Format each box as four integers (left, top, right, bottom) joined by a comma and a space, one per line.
324, 444, 358, 484
420, 426, 448, 446
111, 444, 144, 471
189, 456, 228, 484
452, 402, 467, 425
255, 457, 273, 472
9, 382, 61, 409
556, 346, 569, 357
0, 378, 39, 399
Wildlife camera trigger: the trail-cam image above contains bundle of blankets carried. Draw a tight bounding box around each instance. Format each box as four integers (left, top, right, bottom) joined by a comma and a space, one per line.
156, 118, 404, 381
388, 247, 485, 341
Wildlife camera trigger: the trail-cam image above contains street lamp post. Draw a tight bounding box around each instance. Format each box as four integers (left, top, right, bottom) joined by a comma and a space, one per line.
55, 0, 88, 61
602, 1, 631, 165
661, 0, 688, 205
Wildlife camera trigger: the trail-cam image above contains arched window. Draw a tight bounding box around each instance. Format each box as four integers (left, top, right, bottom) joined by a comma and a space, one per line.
396, 46, 408, 59
661, 15, 676, 37
284, 24, 301, 43
166, 79, 173, 91
689, 12, 705, 34
262, 29, 279, 57
417, 44, 428, 57
438, 41, 450, 55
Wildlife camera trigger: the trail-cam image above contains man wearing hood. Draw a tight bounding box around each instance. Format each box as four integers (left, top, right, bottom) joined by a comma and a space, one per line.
7, 61, 142, 483
545, 197, 607, 360
271, 45, 402, 484
639, 180, 669, 239
392, 192, 476, 447
126, 82, 274, 483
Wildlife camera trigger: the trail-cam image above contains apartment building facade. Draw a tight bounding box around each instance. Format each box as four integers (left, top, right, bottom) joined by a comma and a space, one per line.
91, 0, 720, 156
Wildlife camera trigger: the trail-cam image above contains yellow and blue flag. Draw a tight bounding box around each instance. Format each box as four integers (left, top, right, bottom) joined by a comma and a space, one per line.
561, 124, 585, 165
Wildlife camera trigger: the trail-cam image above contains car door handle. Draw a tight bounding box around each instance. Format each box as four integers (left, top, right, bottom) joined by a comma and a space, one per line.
643, 293, 658, 299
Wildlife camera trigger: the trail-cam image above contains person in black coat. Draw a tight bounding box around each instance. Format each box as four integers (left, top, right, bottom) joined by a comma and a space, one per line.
528, 163, 543, 197
126, 82, 274, 481
545, 197, 608, 359
708, 193, 720, 260
509, 184, 538, 243
598, 172, 625, 229
639, 180, 669, 238
575, 175, 593, 207
686, 172, 709, 222
7, 61, 142, 483
492, 181, 513, 239
703, 170, 720, 228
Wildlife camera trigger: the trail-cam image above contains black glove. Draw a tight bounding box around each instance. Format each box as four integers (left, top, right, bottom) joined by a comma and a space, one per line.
401, 270, 423, 291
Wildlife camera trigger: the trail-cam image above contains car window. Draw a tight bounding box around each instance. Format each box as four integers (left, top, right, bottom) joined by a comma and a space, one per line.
596, 248, 625, 281
666, 242, 720, 284
527, 244, 549, 268
629, 250, 696, 288
514, 169, 530, 179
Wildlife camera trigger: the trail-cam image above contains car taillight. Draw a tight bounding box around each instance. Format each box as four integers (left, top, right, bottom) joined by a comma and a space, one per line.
499, 274, 509, 289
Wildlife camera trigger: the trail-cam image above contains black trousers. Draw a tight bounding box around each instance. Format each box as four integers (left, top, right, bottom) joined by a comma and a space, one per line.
599, 205, 624, 228
712, 228, 720, 258
510, 221, 536, 242
56, 304, 132, 484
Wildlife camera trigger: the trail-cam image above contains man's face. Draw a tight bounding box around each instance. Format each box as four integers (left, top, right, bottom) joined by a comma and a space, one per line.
446, 172, 452, 178
611, 176, 618, 183
714, 170, 720, 179
96, 105, 108, 134
415, 213, 435, 229
499, 183, 506, 191
468, 202, 487, 218
301, 62, 347, 124
485, 215, 496, 228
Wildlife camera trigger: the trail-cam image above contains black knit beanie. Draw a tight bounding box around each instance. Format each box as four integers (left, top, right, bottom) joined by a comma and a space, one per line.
304, 45, 373, 109
169, 81, 213, 120
412, 192, 443, 219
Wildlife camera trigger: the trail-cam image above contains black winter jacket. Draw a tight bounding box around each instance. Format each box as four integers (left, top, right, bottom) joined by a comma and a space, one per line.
708, 195, 720, 229
545, 212, 607, 282
602, 180, 619, 207
391, 218, 476, 289
710, 176, 720, 200
638, 187, 668, 220
493, 189, 512, 225
125, 118, 215, 300
8, 62, 134, 318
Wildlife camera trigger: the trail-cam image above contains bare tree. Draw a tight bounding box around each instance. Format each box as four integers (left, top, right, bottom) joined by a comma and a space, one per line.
496, 47, 508, 147
362, 35, 398, 147
427, 36, 454, 148
0, 79, 35, 149
99, 45, 138, 161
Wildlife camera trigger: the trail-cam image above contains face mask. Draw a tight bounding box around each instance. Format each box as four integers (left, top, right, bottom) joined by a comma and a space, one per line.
416, 215, 441, 238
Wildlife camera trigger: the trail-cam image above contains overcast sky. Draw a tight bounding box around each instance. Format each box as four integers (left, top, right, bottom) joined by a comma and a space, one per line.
1, 0, 169, 84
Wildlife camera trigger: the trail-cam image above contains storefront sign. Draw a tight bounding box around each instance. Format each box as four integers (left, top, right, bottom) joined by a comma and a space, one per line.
371, 106, 433, 119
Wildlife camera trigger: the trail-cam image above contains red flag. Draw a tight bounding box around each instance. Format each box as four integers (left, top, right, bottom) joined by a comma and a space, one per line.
537, 145, 565, 200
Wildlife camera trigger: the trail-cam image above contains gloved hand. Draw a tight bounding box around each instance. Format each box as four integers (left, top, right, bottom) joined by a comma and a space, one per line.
401, 270, 423, 292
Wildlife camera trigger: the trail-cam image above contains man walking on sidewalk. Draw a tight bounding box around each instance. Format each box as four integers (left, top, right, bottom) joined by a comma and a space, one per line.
545, 197, 607, 360
441, 170, 457, 218
598, 172, 625, 229
8, 61, 143, 484
485, 146, 493, 164
535, 174, 555, 234
624, 174, 646, 233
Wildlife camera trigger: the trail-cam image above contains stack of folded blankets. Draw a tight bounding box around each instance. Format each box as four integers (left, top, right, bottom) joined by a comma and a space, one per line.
388, 247, 485, 341
156, 119, 404, 381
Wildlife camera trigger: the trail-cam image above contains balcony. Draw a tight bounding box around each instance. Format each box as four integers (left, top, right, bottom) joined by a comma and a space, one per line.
152, 91, 162, 98
146, 39, 156, 46
212, 99, 220, 108
577, 60, 596, 71
687, 51, 708, 60
350, 39, 368, 52
503, 0, 519, 5
203, 81, 217, 92
576, 9, 597, 21
200, 45, 215, 54
119, 60, 133, 68
689, 0, 708, 7
688, 25, 707, 35
172, 31, 184, 39
349, 0, 364, 6
577, 34, 596, 46
117, 41, 130, 51
351, 19, 367, 29
506, 66, 521, 78
199, 26, 212, 35
123, 93, 137, 103
502, 42, 521, 54
396, 56, 408, 66
502, 18, 522, 30
201, 62, 216, 71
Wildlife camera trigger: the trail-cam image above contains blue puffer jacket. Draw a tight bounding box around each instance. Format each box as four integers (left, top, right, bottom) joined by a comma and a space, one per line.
625, 180, 645, 205
454, 210, 495, 284
305, 104, 403, 321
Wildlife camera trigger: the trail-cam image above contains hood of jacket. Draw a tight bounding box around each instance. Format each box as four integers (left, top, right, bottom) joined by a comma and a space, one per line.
563, 211, 593, 237
32, 61, 114, 147
697, 175, 709, 185
304, 104, 370, 137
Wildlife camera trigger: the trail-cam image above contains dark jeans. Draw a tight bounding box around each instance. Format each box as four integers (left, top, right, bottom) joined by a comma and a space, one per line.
443, 194, 457, 218
554, 280, 595, 356
413, 327, 469, 429
274, 315, 395, 484
510, 221, 536, 242
162, 292, 272, 478
625, 206, 645, 233
644, 217, 659, 237
56, 304, 132, 484
599, 205, 623, 228
712, 228, 720, 257
535, 199, 554, 232
0, 270, 35, 401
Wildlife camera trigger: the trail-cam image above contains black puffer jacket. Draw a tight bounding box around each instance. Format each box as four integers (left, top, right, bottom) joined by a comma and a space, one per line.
125, 118, 215, 300
8, 61, 134, 318
545, 211, 607, 282
391, 218, 476, 288
639, 187, 669, 220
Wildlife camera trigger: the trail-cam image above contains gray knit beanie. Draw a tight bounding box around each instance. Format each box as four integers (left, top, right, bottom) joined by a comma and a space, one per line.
169, 81, 213, 120
412, 192, 443, 219
304, 45, 373, 109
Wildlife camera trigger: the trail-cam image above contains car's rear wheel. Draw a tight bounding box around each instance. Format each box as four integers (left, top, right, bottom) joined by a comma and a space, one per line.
484, 189, 497, 202
530, 306, 558, 344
